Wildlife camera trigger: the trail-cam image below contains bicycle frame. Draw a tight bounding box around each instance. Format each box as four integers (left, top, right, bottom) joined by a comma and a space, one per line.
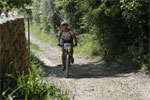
63, 43, 72, 78
58, 43, 75, 78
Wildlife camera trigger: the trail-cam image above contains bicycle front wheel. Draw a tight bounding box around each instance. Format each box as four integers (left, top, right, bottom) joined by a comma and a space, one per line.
65, 54, 70, 78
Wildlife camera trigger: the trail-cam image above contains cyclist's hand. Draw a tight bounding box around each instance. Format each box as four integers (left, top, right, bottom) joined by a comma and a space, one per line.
57, 43, 61, 46
74, 43, 77, 47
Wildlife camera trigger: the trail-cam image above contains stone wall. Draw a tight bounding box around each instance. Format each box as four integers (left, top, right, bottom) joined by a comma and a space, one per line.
0, 18, 31, 74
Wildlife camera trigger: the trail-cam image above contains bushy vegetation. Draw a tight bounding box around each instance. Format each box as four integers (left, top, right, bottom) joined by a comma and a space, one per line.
31, 0, 61, 34
0, 1, 69, 100
31, 0, 149, 70
0, 53, 68, 100
31, 42, 43, 52
27, 23, 57, 46
74, 34, 101, 58
0, 0, 32, 14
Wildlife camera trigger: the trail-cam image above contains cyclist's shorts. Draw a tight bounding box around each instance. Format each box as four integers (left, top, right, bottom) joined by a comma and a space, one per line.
61, 40, 73, 47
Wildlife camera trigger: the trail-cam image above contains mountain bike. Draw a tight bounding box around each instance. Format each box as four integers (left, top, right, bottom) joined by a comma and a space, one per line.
59, 43, 76, 78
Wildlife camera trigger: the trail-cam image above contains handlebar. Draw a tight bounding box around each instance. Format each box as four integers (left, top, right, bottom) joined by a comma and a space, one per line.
57, 44, 77, 47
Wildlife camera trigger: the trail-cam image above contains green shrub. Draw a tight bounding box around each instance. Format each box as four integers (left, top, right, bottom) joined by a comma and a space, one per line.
1, 53, 68, 100
31, 42, 43, 52
54, 0, 149, 70
26, 23, 57, 46
141, 54, 150, 71
74, 34, 101, 59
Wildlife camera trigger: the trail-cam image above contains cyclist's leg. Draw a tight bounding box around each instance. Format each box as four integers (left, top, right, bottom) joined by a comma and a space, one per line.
70, 47, 73, 57
62, 47, 65, 66
70, 40, 74, 57
70, 46, 74, 63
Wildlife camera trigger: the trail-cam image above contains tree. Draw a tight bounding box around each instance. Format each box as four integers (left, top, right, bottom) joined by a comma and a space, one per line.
0, 0, 32, 11
54, 0, 149, 69
32, 0, 61, 33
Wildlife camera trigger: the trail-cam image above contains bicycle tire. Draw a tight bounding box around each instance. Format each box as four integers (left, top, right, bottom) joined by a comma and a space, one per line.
65, 54, 70, 78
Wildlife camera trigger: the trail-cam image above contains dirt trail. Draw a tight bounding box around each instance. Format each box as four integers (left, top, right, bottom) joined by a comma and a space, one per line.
29, 33, 150, 100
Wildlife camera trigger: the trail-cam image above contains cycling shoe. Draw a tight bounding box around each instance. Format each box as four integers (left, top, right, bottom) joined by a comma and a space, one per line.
71, 57, 74, 64
62, 66, 66, 71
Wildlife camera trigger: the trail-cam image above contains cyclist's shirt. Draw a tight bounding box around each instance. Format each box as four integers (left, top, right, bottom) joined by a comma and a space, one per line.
58, 30, 74, 41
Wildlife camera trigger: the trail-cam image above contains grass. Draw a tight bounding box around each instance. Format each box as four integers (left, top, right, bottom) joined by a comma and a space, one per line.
1, 53, 68, 100
74, 34, 102, 60
31, 42, 43, 52
25, 22, 57, 46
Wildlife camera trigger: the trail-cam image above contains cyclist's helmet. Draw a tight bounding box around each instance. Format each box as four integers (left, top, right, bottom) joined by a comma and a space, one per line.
60, 21, 68, 26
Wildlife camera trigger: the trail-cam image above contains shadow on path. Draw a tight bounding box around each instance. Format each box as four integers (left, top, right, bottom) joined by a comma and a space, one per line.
44, 61, 139, 79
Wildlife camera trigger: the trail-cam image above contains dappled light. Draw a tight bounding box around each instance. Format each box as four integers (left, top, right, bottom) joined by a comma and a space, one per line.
0, 0, 150, 100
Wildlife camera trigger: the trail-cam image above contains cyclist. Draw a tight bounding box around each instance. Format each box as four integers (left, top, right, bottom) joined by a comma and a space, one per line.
57, 22, 78, 70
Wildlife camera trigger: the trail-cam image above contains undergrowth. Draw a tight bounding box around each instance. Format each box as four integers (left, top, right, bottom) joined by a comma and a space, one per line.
0, 53, 68, 100
25, 22, 57, 46
74, 34, 102, 60
31, 42, 43, 52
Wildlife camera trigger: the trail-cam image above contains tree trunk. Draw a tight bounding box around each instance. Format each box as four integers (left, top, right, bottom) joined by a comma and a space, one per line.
149, 0, 150, 64
139, 26, 144, 58
149, 1, 150, 55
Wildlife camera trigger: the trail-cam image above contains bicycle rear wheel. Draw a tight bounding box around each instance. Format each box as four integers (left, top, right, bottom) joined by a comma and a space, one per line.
65, 54, 70, 78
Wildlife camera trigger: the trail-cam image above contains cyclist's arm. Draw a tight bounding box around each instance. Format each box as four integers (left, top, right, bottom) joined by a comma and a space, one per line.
69, 30, 77, 45
58, 36, 61, 44
57, 31, 61, 45
72, 35, 78, 45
